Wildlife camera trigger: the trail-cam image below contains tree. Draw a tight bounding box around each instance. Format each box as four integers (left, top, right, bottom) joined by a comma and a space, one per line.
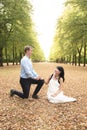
0, 0, 45, 66
49, 0, 87, 66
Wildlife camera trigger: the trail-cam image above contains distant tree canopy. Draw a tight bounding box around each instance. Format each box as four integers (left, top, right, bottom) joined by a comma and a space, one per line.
0, 0, 45, 66
49, 0, 87, 66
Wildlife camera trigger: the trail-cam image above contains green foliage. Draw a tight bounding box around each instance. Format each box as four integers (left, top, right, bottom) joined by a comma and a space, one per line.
0, 0, 45, 66
49, 0, 87, 66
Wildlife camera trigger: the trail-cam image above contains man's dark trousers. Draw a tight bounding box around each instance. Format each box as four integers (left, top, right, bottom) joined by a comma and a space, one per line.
13, 77, 44, 98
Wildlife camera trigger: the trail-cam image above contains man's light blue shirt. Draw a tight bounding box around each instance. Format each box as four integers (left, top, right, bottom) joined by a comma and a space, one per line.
20, 55, 38, 79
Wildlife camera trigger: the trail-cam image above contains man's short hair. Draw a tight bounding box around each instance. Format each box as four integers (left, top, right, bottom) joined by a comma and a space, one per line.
24, 46, 32, 53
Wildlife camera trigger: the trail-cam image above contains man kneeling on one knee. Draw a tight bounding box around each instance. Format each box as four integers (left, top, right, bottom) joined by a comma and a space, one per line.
10, 46, 44, 99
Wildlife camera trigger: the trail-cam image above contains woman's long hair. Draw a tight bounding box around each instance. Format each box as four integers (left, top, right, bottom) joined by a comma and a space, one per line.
57, 66, 65, 82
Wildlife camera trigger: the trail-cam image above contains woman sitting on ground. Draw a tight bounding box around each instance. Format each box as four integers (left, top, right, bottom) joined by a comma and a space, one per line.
45, 66, 77, 103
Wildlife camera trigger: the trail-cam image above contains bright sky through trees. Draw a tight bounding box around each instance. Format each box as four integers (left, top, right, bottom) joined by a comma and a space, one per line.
30, 0, 66, 59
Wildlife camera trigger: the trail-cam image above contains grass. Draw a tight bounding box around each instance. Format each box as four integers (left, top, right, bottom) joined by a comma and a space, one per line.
0, 62, 87, 130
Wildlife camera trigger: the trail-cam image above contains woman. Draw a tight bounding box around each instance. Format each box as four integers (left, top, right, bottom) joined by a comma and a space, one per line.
45, 66, 76, 103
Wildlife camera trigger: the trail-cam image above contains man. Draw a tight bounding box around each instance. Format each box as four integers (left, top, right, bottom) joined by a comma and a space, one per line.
10, 46, 44, 99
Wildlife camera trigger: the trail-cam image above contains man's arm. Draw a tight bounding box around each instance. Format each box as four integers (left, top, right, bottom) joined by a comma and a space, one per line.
32, 69, 38, 78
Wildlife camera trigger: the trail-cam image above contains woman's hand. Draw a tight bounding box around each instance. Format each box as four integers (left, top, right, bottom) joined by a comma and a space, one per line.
51, 90, 62, 97
51, 93, 57, 97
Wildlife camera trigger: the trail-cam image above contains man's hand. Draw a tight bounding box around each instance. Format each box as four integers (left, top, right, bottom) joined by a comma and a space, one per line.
36, 76, 40, 80
36, 76, 43, 80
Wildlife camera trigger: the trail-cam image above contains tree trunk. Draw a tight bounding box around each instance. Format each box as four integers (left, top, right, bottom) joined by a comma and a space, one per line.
74, 54, 77, 66
77, 44, 83, 66
78, 52, 81, 66
15, 46, 18, 65
66, 56, 69, 63
83, 42, 86, 67
13, 42, 15, 65
19, 52, 22, 63
69, 55, 71, 64
5, 44, 9, 66
72, 54, 74, 65
0, 48, 3, 66
15, 52, 18, 65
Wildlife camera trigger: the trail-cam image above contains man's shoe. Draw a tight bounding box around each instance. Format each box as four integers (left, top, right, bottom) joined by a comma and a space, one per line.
10, 89, 15, 97
32, 95, 39, 99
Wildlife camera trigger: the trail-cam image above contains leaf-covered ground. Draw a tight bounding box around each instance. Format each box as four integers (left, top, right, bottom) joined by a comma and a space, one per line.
0, 63, 87, 130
